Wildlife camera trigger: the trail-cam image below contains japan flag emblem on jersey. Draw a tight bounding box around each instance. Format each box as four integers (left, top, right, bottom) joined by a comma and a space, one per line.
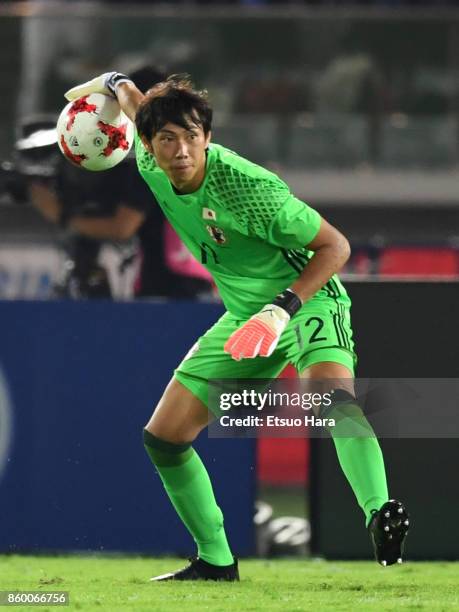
202, 207, 217, 220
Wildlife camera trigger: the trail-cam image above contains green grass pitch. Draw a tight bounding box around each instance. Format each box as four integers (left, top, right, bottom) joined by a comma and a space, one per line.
1, 556, 458, 611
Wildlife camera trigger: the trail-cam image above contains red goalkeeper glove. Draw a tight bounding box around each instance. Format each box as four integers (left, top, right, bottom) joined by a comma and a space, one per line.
224, 290, 302, 361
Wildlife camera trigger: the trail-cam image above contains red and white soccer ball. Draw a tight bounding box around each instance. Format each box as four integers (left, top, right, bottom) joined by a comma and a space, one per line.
56, 93, 134, 171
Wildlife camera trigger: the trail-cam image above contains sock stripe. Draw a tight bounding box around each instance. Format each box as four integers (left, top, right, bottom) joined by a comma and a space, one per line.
320, 388, 355, 419
143, 429, 191, 454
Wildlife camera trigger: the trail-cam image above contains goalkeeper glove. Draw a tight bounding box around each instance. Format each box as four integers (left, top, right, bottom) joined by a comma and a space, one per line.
223, 289, 302, 360
64, 72, 133, 101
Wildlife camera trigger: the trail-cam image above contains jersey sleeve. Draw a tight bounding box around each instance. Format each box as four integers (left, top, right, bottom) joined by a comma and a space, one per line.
206, 157, 321, 247
267, 194, 321, 248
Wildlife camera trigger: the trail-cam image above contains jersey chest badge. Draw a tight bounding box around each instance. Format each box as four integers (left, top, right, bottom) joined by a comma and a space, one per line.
206, 224, 227, 245
202, 207, 217, 221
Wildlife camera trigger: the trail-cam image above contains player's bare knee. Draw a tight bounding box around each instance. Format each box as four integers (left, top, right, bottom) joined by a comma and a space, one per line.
143, 378, 209, 444
299, 363, 355, 416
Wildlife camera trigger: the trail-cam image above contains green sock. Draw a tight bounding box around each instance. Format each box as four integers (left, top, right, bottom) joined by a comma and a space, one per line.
143, 430, 233, 566
324, 399, 389, 527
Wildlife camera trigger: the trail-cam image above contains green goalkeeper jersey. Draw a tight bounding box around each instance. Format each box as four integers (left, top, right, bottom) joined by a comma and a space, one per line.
135, 134, 350, 318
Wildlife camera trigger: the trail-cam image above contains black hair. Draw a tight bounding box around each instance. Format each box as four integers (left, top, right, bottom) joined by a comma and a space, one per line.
129, 65, 167, 95
135, 74, 212, 141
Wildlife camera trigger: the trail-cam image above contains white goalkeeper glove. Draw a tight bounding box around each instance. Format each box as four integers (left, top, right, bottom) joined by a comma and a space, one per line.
64, 72, 133, 101
224, 289, 302, 360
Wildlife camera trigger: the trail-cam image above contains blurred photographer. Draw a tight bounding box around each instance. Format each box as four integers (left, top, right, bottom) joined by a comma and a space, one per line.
2, 66, 213, 299
23, 124, 146, 299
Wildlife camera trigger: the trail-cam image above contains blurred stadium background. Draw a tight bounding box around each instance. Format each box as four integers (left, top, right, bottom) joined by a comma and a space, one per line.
0, 0, 458, 570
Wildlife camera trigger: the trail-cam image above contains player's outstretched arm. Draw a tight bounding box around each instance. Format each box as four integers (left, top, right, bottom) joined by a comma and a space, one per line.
64, 72, 144, 123
115, 82, 145, 124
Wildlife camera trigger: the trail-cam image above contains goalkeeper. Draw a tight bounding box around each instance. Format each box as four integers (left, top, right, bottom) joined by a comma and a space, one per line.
65, 73, 410, 580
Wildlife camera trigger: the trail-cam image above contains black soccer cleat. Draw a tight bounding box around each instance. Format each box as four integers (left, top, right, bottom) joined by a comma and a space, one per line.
150, 557, 239, 582
368, 499, 410, 567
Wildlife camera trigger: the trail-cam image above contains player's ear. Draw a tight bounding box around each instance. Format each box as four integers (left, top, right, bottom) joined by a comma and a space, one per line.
205, 130, 212, 148
141, 136, 154, 155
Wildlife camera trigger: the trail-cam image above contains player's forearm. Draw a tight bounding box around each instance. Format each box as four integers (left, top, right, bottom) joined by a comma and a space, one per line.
290, 238, 351, 304
116, 82, 145, 123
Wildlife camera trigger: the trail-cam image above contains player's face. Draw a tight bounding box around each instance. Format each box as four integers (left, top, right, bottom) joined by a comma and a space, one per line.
144, 119, 211, 193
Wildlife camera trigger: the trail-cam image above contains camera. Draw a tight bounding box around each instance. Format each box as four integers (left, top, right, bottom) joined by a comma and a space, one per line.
1, 116, 113, 299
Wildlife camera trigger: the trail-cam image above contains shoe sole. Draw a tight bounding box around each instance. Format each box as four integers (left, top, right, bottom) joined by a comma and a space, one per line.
371, 499, 410, 566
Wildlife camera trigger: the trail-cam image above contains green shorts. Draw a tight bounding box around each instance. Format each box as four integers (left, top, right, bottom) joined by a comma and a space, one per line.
175, 297, 357, 411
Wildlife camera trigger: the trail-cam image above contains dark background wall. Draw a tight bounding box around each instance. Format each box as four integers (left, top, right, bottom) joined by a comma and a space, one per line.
0, 301, 255, 555
311, 282, 459, 560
